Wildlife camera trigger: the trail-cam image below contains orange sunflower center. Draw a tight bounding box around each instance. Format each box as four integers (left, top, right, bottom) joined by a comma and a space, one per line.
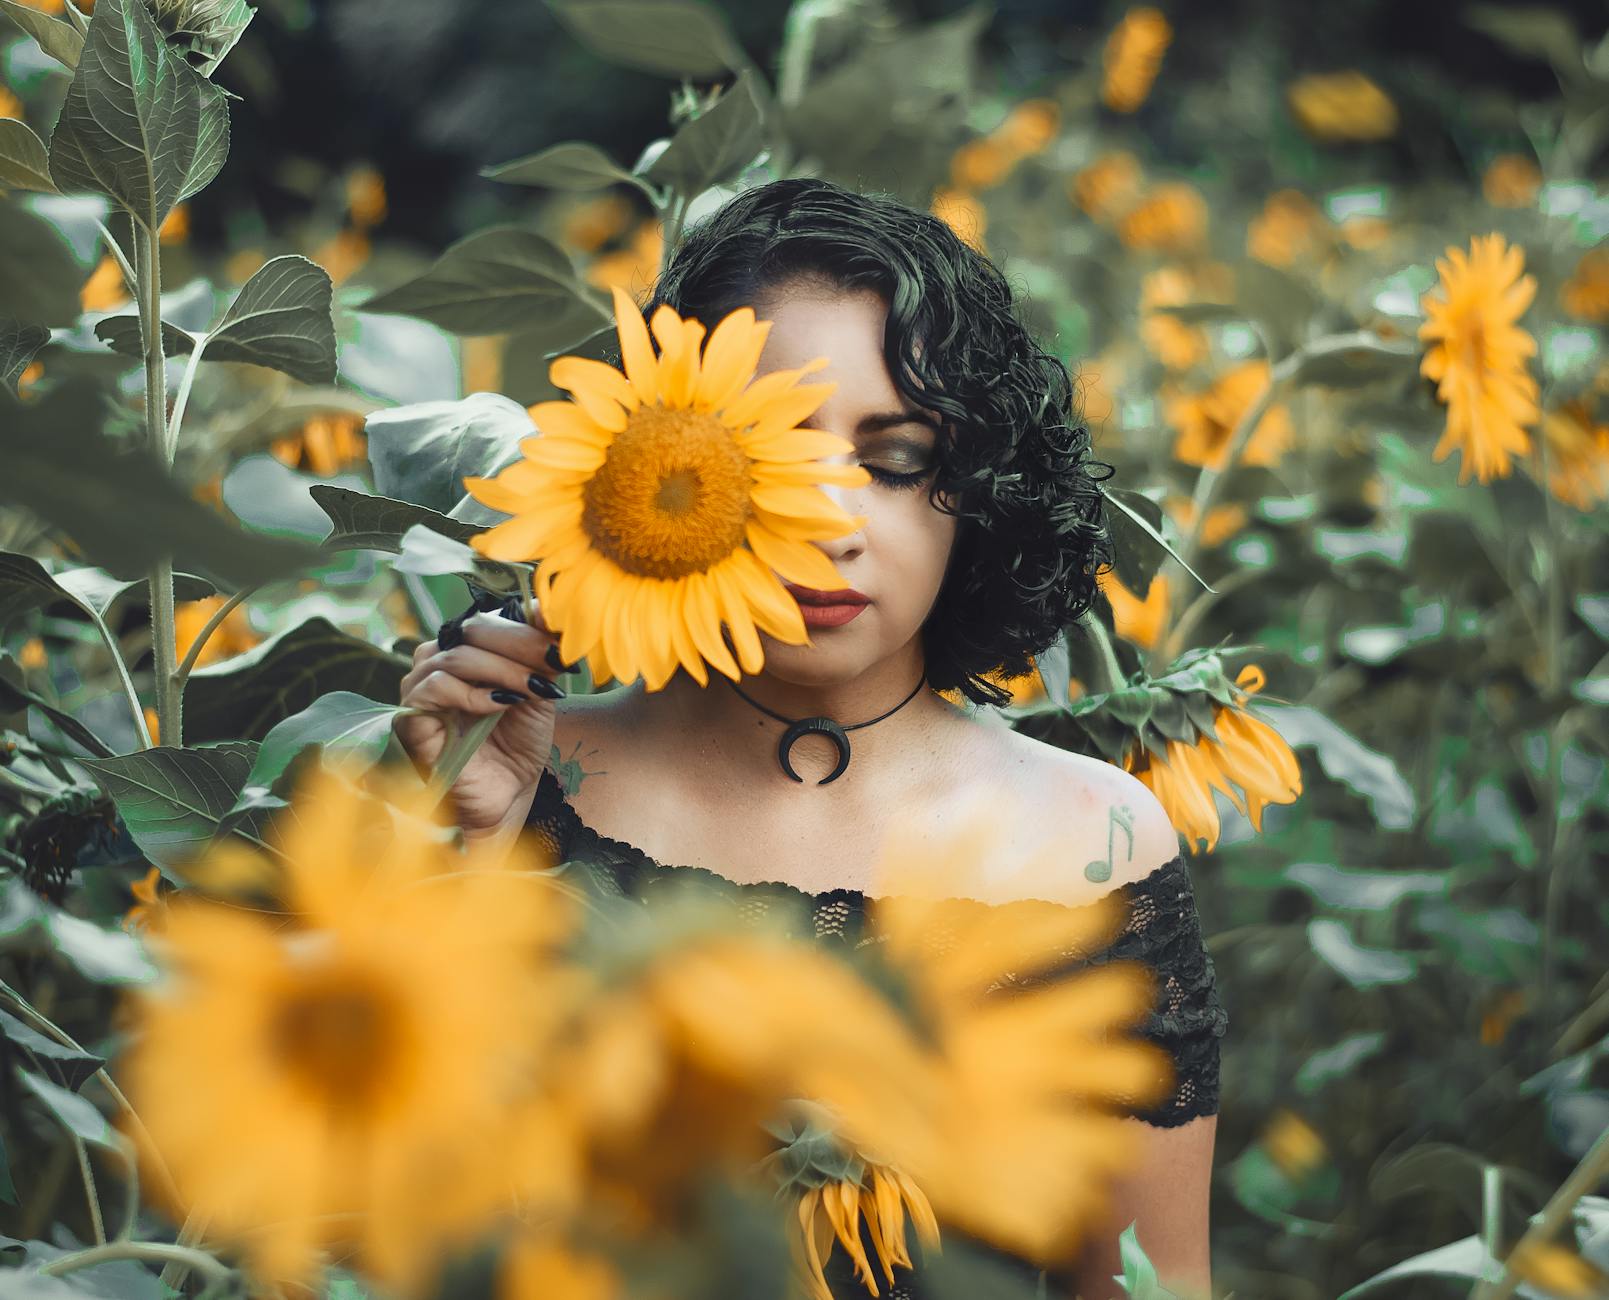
581, 404, 752, 579
269, 966, 405, 1111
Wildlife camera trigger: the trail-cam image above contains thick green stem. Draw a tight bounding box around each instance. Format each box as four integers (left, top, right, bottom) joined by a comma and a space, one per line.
427, 713, 501, 813
72, 1135, 105, 1246
136, 221, 180, 747
1077, 611, 1129, 695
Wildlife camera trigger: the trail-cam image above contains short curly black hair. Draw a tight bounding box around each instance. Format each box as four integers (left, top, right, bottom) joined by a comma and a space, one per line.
634, 176, 1115, 709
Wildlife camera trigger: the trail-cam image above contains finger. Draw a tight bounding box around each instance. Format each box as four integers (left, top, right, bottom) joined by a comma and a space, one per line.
401, 669, 525, 716
416, 645, 545, 698
458, 612, 566, 672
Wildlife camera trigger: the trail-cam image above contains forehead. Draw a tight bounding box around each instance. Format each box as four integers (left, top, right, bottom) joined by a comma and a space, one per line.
750, 283, 905, 407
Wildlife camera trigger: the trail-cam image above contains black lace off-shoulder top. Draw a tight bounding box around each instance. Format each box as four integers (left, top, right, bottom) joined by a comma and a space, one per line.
524, 766, 1228, 1298
525, 766, 1228, 1127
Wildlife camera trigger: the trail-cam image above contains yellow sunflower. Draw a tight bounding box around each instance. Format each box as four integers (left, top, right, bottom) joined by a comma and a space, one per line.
1069, 150, 1144, 224
1117, 182, 1208, 253
1286, 71, 1398, 141
1101, 7, 1172, 114
857, 809, 1174, 1266
1418, 232, 1540, 484
269, 412, 367, 477
118, 764, 578, 1295
1097, 568, 1170, 650
1123, 664, 1302, 852
789, 1150, 941, 1300
1247, 189, 1333, 268
172, 594, 259, 670
1481, 154, 1542, 208
1164, 360, 1294, 471
465, 284, 870, 690
1530, 398, 1609, 511
1560, 246, 1609, 322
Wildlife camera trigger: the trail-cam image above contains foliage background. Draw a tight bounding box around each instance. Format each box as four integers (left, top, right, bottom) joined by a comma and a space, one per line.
2, 0, 1608, 1297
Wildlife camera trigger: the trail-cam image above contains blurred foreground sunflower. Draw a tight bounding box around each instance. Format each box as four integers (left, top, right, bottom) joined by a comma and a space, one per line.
465, 284, 870, 690
118, 765, 577, 1295
1418, 232, 1540, 484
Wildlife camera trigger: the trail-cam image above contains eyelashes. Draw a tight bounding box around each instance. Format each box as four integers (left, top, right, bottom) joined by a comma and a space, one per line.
863, 464, 932, 492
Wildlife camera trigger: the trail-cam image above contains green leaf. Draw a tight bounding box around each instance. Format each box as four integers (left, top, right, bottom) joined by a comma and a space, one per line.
45, 910, 157, 986
395, 524, 523, 594
1307, 918, 1418, 987
53, 566, 215, 617
310, 484, 481, 552
1294, 1031, 1388, 1096
1282, 861, 1450, 911
47, 0, 230, 232
1466, 5, 1584, 80
1336, 1235, 1517, 1298
16, 1066, 114, 1148
184, 617, 410, 744
1114, 1221, 1178, 1298
0, 120, 58, 194
0, 377, 318, 588
0, 1007, 104, 1092
198, 255, 338, 384
245, 692, 412, 790
482, 141, 657, 198
0, 552, 76, 631
78, 742, 259, 867
0, 0, 85, 68
1103, 487, 1216, 595
357, 225, 609, 341
0, 654, 115, 758
1288, 338, 1420, 389
158, 0, 253, 78
643, 70, 767, 197
94, 256, 335, 384
0, 198, 84, 327
1255, 704, 1416, 830
91, 314, 198, 359
365, 391, 530, 517
546, 0, 744, 78
1, 318, 50, 394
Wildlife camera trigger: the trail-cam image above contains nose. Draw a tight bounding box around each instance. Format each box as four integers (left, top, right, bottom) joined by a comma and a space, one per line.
810, 461, 869, 568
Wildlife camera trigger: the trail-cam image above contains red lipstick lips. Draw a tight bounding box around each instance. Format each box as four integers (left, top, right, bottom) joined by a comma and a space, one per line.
785, 583, 869, 629
784, 584, 869, 606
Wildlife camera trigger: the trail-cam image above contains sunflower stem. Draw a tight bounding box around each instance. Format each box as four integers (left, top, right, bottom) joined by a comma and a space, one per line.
1471, 1122, 1609, 1300
427, 713, 502, 812
37, 1240, 233, 1285
1145, 331, 1415, 675
660, 190, 689, 280
72, 1135, 105, 1246
1077, 611, 1129, 695
136, 219, 181, 747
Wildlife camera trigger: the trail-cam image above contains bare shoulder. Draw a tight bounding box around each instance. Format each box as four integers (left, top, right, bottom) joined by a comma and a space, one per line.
984, 725, 1184, 899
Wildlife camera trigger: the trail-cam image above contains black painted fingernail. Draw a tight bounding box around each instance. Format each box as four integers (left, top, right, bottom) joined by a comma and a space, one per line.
528, 674, 565, 700
490, 688, 525, 705
545, 644, 566, 672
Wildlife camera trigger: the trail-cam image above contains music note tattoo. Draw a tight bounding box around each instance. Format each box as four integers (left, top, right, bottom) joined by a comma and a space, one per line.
1085, 804, 1135, 883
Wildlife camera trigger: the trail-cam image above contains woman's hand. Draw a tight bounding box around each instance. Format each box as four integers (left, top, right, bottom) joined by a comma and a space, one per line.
394, 597, 569, 836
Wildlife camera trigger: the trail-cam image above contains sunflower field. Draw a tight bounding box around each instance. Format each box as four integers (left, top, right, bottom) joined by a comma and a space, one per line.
1, 0, 1608, 1297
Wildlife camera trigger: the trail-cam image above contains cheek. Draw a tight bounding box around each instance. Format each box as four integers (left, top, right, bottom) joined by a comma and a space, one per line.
884, 495, 958, 597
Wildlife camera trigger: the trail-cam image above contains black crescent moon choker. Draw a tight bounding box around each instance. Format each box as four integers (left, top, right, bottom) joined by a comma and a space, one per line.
722, 670, 930, 785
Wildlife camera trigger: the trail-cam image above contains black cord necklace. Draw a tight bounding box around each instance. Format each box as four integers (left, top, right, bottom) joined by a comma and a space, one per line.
722, 670, 930, 785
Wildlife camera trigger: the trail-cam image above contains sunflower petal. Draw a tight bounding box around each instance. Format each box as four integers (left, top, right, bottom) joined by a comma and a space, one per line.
744, 523, 852, 591
611, 285, 661, 407
684, 572, 741, 682
549, 357, 633, 430
694, 306, 771, 413
651, 305, 703, 408
710, 564, 765, 675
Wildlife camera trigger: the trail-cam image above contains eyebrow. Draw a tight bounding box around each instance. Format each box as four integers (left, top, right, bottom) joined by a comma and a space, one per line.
856, 411, 941, 435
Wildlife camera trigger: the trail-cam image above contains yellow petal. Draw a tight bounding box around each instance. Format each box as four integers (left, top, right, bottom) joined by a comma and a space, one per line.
744, 523, 851, 591
751, 482, 866, 532
752, 461, 873, 489
711, 563, 765, 674
728, 549, 808, 644
666, 581, 709, 687
611, 284, 660, 407
684, 572, 741, 682
526, 400, 614, 446
718, 359, 831, 430
549, 357, 633, 430
517, 433, 608, 474
693, 307, 771, 413
651, 305, 704, 408
738, 425, 856, 463
740, 382, 839, 445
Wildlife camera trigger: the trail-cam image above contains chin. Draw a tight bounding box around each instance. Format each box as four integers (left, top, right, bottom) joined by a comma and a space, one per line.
750, 634, 872, 685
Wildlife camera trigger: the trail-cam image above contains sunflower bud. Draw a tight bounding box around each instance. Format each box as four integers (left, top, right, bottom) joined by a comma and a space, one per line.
144, 0, 254, 78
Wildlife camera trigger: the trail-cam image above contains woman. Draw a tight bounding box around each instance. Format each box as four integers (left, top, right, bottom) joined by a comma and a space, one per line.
395, 178, 1226, 1298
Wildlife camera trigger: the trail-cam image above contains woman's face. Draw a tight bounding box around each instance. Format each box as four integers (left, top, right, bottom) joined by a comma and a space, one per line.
744, 281, 959, 685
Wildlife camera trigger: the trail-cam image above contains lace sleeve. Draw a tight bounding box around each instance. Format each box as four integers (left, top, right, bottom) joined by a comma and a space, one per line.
1096, 855, 1228, 1127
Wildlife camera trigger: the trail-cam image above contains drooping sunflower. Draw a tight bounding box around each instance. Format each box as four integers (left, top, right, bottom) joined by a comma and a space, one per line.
1122, 664, 1303, 852
1418, 232, 1541, 485
465, 284, 871, 690
118, 764, 579, 1296
1097, 568, 1170, 650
